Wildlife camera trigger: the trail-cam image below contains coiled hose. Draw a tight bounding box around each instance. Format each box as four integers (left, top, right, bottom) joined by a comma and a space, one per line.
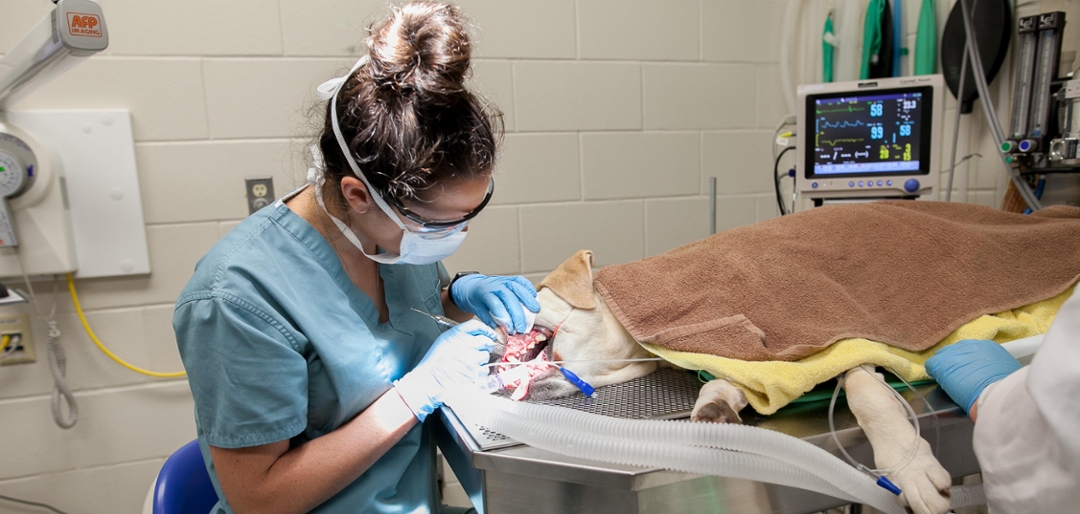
46, 319, 77, 429
949, 483, 987, 509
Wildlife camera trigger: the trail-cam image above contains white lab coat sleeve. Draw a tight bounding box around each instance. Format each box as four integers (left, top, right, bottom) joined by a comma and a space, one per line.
972, 291, 1080, 513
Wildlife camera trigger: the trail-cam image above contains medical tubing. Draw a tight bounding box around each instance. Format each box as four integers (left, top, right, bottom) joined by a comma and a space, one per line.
0, 494, 71, 514
889, 368, 941, 456
949, 484, 986, 509
774, 146, 796, 216
828, 372, 921, 478
945, 48, 969, 202
46, 320, 77, 429
0, 334, 13, 358
463, 394, 907, 513
66, 274, 186, 378
959, 0, 1000, 142
958, 0, 1043, 211
483, 406, 877, 509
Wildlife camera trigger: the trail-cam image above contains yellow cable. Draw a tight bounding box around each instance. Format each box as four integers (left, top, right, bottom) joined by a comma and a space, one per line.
0, 334, 10, 352
66, 274, 186, 378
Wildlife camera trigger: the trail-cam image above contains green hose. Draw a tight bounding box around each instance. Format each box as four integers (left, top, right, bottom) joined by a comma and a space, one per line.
823, 14, 836, 82
914, 0, 937, 74
860, 0, 886, 80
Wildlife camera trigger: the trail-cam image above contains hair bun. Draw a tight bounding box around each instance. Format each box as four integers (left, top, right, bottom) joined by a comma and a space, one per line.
366, 1, 472, 101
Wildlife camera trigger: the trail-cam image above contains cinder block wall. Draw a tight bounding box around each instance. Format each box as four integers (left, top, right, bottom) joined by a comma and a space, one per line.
0, 0, 1013, 512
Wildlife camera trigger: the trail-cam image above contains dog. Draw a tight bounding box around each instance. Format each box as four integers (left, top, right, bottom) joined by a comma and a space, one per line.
500, 250, 954, 514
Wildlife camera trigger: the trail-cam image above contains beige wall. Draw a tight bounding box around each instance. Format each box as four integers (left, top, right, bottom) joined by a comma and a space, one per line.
0, 0, 1037, 512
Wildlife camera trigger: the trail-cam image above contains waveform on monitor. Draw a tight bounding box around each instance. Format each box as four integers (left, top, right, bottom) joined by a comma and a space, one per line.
816, 105, 866, 114
818, 119, 866, 129
818, 137, 864, 147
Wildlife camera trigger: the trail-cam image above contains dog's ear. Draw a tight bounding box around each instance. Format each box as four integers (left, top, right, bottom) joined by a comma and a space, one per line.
539, 250, 596, 309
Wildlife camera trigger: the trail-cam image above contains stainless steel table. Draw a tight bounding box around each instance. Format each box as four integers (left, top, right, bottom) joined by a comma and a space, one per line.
434, 369, 979, 514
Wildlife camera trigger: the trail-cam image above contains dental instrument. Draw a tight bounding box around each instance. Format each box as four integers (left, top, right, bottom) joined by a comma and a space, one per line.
411, 307, 462, 329
412, 307, 510, 354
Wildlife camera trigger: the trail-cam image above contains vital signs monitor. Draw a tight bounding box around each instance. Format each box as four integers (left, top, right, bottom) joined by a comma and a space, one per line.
796, 75, 944, 202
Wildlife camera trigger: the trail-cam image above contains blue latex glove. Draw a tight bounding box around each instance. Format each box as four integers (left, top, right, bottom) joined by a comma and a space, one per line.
925, 339, 1022, 416
394, 320, 497, 422
450, 274, 541, 334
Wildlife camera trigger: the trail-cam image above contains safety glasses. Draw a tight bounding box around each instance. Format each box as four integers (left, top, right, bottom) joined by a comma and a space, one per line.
385, 177, 494, 232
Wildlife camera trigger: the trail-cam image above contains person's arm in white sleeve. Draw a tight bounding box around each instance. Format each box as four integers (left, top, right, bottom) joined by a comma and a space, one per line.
957, 293, 1080, 513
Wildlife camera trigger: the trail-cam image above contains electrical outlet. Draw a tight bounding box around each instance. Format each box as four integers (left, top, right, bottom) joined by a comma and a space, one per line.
0, 313, 35, 365
245, 178, 276, 215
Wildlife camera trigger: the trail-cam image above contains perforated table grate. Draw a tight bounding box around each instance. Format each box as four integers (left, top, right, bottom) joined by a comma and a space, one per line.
450, 368, 705, 451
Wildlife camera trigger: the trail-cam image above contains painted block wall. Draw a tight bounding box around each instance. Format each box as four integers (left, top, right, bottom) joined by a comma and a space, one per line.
0, 0, 1023, 512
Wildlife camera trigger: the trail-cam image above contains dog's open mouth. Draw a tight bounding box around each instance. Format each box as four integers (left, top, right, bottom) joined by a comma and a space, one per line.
496, 326, 556, 400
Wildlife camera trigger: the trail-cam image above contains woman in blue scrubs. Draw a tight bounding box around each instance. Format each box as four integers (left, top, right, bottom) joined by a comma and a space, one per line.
173, 3, 538, 512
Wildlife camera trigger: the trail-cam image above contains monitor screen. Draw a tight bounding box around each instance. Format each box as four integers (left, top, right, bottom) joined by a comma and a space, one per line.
805, 86, 934, 179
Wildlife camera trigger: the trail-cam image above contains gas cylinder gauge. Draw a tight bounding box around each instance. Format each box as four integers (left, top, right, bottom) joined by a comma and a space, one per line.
0, 134, 37, 247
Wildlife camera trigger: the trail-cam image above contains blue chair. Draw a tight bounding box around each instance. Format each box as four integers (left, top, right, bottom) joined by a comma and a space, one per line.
152, 439, 220, 514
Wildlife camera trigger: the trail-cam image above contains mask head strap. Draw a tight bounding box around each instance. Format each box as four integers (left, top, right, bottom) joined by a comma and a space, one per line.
315, 56, 409, 231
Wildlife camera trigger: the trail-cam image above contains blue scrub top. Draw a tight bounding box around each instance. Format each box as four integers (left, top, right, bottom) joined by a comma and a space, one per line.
174, 190, 449, 514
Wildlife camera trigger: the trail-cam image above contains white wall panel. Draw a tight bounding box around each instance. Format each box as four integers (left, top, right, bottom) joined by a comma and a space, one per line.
579, 0, 699, 60
101, 0, 283, 56
582, 132, 700, 199
514, 62, 642, 131
203, 58, 353, 139
643, 63, 757, 130
15, 58, 209, 141
493, 133, 581, 205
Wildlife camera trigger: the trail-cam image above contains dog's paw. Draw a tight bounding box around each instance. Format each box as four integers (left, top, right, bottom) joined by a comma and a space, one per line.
691, 379, 748, 424
887, 439, 952, 514
691, 401, 743, 423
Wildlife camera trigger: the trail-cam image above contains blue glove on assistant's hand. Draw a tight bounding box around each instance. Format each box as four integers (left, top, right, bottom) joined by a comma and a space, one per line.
450, 274, 541, 334
925, 339, 1022, 416
394, 320, 497, 422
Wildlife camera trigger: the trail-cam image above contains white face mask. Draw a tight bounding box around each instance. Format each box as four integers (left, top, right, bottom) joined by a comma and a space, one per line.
308, 56, 468, 266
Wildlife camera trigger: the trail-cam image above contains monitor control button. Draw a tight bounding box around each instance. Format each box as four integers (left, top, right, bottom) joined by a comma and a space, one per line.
904, 178, 920, 193
886, 180, 893, 186
877, 180, 883, 186
812, 182, 819, 189
849, 181, 856, 187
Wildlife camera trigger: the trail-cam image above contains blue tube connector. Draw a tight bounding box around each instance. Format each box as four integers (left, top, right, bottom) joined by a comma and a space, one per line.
876, 475, 902, 496
557, 366, 596, 397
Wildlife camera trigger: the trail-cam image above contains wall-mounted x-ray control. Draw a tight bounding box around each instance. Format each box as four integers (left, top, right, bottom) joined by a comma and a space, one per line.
0, 134, 37, 247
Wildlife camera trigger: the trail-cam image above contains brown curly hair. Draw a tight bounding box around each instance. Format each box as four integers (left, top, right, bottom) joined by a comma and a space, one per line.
317, 1, 503, 217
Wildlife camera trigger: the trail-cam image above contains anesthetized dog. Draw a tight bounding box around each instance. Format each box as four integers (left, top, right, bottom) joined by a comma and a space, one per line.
500, 250, 954, 514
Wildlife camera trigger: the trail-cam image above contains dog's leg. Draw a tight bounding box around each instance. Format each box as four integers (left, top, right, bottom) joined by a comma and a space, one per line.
844, 365, 952, 514
691, 379, 748, 424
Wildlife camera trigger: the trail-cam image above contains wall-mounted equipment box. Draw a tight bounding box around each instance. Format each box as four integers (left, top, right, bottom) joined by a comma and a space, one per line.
0, 109, 150, 279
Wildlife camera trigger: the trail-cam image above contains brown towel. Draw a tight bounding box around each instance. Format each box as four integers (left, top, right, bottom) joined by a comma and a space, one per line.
593, 201, 1080, 362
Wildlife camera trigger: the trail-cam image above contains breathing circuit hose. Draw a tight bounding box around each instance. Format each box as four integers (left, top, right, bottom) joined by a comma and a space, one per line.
949, 483, 986, 509
449, 392, 906, 513
487, 406, 865, 506
448, 391, 986, 512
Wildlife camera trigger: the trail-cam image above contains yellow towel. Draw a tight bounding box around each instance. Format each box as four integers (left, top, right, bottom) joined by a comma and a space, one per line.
641, 284, 1075, 415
